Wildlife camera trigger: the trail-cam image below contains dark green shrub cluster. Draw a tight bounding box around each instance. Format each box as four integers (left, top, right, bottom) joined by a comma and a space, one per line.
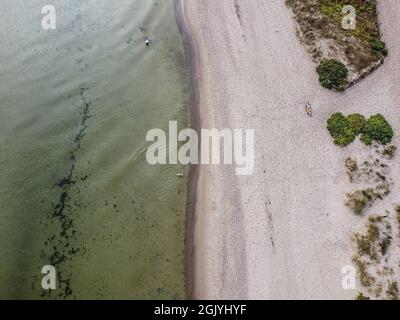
327, 112, 393, 146
317, 59, 349, 90
370, 38, 388, 57
327, 113, 365, 146
347, 113, 367, 135
361, 114, 394, 145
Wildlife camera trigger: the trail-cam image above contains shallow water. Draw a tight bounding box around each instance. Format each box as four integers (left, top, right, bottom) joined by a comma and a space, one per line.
0, 0, 190, 299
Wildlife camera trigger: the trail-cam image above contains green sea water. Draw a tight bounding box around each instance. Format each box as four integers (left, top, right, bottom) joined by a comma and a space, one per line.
0, 0, 190, 299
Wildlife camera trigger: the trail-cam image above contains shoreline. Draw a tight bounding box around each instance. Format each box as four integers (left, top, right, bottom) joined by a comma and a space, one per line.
175, 0, 203, 299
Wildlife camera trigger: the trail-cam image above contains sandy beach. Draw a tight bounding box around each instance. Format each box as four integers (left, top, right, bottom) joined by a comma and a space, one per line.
181, 0, 400, 299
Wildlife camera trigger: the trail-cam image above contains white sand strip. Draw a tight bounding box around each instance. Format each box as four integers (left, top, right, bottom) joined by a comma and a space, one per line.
182, 0, 400, 299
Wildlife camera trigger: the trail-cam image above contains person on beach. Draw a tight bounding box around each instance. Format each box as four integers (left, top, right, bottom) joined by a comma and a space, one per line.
305, 102, 312, 117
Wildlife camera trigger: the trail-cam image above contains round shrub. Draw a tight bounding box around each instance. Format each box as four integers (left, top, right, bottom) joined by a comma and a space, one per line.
361, 114, 394, 145
327, 112, 356, 146
317, 59, 349, 90
347, 113, 367, 135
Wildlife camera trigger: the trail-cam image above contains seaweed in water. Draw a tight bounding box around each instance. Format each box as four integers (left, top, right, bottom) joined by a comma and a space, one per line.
40, 84, 92, 299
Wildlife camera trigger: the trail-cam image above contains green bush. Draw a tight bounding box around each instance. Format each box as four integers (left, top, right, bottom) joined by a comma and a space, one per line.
360, 134, 372, 145
361, 114, 394, 145
327, 112, 356, 146
347, 113, 367, 135
328, 112, 394, 147
317, 59, 349, 90
356, 292, 370, 300
370, 38, 388, 57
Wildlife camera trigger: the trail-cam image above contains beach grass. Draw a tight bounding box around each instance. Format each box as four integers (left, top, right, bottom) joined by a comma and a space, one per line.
286, 0, 387, 88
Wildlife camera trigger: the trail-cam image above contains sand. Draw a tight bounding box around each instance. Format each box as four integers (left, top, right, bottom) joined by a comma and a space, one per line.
180, 0, 400, 299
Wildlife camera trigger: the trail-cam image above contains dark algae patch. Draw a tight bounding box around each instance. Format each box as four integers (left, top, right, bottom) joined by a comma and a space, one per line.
41, 85, 92, 299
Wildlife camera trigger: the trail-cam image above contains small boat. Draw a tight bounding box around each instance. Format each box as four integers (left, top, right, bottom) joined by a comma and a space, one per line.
176, 173, 184, 177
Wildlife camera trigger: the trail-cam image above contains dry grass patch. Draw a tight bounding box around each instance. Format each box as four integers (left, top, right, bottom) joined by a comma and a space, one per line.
387, 281, 399, 300
352, 213, 399, 300
382, 145, 397, 159
286, 0, 387, 89
345, 157, 358, 182
344, 152, 393, 215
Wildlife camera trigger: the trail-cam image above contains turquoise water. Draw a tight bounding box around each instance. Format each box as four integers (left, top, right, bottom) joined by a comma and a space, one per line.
0, 0, 190, 299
